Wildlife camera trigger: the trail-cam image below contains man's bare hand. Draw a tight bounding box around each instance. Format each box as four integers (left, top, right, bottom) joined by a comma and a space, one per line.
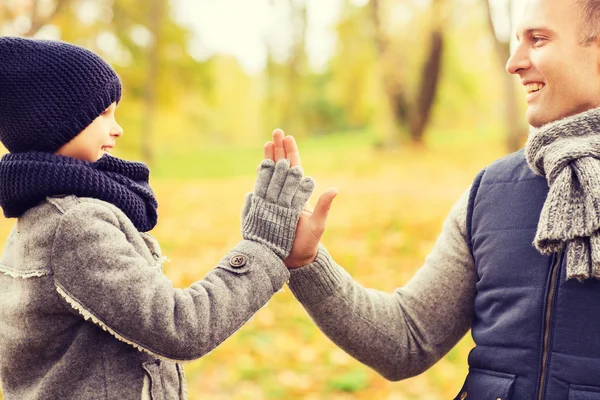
264, 129, 338, 268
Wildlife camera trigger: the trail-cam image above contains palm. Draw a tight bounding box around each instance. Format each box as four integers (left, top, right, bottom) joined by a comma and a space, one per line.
286, 209, 320, 268
262, 128, 337, 268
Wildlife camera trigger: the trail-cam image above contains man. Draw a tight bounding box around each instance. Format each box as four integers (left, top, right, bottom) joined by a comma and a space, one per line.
268, 0, 600, 398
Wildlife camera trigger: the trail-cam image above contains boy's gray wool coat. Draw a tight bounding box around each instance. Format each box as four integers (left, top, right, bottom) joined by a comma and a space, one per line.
0, 195, 290, 399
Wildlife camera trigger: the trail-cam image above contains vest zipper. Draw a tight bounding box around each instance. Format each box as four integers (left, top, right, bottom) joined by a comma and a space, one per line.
536, 251, 562, 400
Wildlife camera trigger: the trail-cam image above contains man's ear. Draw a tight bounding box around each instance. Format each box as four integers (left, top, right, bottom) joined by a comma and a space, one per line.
594, 35, 600, 50
596, 38, 600, 74
592, 36, 600, 73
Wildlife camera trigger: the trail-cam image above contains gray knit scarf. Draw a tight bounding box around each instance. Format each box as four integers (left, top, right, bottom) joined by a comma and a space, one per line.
525, 107, 600, 280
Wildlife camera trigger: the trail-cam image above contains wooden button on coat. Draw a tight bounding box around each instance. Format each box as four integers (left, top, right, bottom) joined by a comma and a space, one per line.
460, 392, 467, 400
230, 255, 247, 268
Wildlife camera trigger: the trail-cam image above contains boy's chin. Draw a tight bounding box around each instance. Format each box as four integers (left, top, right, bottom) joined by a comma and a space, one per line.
88, 152, 111, 163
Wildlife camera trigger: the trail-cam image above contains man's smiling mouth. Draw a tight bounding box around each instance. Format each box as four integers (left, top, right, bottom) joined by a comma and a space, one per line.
526, 82, 545, 95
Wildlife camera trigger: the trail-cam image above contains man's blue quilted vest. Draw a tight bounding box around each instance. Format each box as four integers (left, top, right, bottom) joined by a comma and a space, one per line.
455, 150, 600, 400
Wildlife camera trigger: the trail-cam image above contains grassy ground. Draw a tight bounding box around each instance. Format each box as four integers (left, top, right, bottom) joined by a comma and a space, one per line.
0, 128, 507, 399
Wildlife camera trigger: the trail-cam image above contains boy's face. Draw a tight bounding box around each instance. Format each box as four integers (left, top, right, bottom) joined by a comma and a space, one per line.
55, 102, 123, 162
505, 0, 600, 128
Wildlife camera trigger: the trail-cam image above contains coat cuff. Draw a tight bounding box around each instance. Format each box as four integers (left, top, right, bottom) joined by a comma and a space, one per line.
241, 196, 299, 259
287, 245, 344, 305
225, 240, 290, 291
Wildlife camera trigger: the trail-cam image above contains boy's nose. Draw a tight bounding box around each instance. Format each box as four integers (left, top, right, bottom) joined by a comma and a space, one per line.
111, 124, 124, 138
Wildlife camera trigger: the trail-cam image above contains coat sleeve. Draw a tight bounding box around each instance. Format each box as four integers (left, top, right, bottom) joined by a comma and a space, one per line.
51, 201, 289, 362
287, 188, 477, 381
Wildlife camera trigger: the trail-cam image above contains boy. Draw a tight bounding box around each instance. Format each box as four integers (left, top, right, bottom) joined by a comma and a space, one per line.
0, 36, 313, 400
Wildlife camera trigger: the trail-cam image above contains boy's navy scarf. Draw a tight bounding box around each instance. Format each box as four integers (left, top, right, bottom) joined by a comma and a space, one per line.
0, 152, 158, 232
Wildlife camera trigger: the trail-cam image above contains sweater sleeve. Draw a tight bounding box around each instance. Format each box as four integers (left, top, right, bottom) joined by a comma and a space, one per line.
287, 188, 477, 381
50, 201, 290, 362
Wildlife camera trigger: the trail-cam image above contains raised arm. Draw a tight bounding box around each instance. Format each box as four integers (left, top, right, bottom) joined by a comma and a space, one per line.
265, 129, 477, 380
287, 189, 477, 380
51, 159, 314, 362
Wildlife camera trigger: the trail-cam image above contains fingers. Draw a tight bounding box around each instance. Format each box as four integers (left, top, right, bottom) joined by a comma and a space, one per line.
291, 176, 316, 210
256, 159, 310, 206
267, 129, 302, 168
310, 187, 338, 237
283, 136, 302, 167
266, 159, 290, 203
278, 166, 303, 206
256, 134, 310, 207
254, 159, 275, 198
264, 141, 274, 161
273, 129, 286, 161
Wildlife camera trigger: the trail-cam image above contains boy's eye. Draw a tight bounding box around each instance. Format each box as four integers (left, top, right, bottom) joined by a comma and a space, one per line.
101, 103, 117, 117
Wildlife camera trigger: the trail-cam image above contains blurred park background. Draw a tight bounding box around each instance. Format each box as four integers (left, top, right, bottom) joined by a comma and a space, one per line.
1, 0, 530, 398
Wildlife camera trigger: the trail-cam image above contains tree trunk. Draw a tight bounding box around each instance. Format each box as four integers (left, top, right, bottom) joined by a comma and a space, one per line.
504, 69, 523, 150
410, 29, 443, 144
141, 0, 163, 165
482, 0, 527, 151
370, 0, 410, 128
282, 0, 307, 134
371, 0, 445, 145
409, 0, 445, 144
370, 0, 410, 133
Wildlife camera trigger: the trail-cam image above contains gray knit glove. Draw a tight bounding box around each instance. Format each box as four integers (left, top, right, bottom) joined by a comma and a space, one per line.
241, 159, 315, 259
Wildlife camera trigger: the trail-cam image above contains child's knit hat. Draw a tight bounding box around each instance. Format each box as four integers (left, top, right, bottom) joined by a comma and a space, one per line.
0, 36, 122, 153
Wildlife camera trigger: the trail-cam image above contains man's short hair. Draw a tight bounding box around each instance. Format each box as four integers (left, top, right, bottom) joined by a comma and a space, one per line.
578, 0, 600, 44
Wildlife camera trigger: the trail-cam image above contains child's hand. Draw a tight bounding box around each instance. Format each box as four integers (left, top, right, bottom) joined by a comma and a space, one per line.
264, 129, 338, 268
241, 142, 315, 259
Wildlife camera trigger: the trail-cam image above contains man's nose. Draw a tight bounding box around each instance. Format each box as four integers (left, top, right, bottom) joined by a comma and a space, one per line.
505, 45, 530, 75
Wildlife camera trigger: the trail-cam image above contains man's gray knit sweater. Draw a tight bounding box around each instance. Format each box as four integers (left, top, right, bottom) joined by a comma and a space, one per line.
287, 188, 476, 381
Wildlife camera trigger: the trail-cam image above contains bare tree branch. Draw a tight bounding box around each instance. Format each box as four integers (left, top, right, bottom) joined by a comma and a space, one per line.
23, 0, 42, 37
24, 0, 71, 37
1, 4, 17, 22
481, 0, 510, 59
370, 0, 387, 55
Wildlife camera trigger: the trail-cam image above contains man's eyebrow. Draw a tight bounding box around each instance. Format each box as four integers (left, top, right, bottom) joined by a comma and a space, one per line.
515, 27, 554, 41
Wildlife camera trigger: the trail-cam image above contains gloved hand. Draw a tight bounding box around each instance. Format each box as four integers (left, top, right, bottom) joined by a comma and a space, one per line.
241, 158, 314, 259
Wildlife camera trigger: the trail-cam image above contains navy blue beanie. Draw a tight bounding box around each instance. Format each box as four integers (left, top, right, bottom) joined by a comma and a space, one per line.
0, 36, 122, 153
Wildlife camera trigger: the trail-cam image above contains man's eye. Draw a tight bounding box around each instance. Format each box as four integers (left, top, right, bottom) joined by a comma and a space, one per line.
533, 36, 546, 44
